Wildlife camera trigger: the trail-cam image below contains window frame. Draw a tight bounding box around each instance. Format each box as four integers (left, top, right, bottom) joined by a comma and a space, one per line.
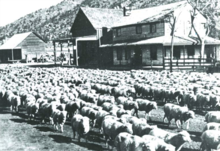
116, 28, 121, 37
136, 25, 142, 34
150, 23, 156, 33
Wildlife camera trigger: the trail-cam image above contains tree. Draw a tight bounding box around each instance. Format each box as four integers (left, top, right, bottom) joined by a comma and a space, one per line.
188, 0, 219, 65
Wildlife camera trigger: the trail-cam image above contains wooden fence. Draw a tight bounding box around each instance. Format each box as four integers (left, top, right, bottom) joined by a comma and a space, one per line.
163, 57, 215, 72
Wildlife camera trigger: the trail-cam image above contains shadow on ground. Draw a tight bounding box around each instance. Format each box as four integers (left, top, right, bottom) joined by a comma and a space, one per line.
188, 131, 202, 142
72, 140, 106, 151
49, 134, 72, 144
35, 126, 55, 132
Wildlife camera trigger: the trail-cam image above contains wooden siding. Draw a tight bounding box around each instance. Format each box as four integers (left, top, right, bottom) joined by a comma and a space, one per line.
71, 9, 96, 37
142, 45, 163, 66
112, 22, 164, 43
18, 33, 46, 59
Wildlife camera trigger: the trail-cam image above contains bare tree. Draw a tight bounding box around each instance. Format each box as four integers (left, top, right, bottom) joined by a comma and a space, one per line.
188, 0, 219, 65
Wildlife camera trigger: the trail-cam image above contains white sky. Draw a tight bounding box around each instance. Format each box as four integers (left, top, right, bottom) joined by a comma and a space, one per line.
0, 0, 64, 27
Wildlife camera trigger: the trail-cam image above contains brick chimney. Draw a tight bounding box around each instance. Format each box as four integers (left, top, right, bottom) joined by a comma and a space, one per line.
123, 7, 132, 16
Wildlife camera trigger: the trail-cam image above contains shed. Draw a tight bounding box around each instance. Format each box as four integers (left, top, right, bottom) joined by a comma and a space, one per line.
0, 32, 46, 63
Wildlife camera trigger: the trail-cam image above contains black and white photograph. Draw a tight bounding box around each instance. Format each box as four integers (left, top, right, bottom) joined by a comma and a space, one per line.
0, 0, 220, 150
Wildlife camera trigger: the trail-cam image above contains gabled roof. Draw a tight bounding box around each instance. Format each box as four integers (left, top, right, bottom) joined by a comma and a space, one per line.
113, 1, 188, 27
80, 7, 123, 29
0, 32, 45, 50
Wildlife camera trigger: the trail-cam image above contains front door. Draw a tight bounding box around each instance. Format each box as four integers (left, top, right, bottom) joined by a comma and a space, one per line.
133, 47, 142, 66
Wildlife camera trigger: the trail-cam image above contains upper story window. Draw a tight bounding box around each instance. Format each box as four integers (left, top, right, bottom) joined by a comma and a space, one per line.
116, 28, 121, 37
136, 25, 142, 34
150, 23, 156, 33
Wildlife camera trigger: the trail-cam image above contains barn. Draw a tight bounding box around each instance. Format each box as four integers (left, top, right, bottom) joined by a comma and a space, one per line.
0, 32, 46, 63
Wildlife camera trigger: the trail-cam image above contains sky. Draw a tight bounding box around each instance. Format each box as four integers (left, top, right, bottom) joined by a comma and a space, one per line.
0, 0, 64, 27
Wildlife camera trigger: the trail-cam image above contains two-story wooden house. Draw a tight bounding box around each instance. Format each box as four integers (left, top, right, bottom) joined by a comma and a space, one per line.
99, 1, 220, 70
71, 1, 220, 69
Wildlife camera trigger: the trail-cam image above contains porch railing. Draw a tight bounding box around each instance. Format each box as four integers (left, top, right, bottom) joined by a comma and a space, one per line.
163, 57, 215, 71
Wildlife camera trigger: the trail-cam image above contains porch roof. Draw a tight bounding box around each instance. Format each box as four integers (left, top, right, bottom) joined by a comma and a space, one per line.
100, 36, 220, 47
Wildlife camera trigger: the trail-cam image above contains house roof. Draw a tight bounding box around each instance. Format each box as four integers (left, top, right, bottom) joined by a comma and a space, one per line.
80, 7, 123, 29
0, 32, 46, 50
113, 1, 188, 27
100, 35, 220, 47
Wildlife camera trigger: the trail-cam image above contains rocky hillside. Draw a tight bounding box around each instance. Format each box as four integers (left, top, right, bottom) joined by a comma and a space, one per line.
0, 0, 219, 47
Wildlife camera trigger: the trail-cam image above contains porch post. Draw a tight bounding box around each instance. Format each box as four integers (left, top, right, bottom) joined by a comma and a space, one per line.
75, 39, 79, 66
53, 41, 56, 65
68, 40, 70, 65
11, 49, 14, 60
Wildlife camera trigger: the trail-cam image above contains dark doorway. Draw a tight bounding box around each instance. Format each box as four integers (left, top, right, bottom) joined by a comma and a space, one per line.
77, 41, 98, 66
133, 47, 142, 66
13, 49, 22, 60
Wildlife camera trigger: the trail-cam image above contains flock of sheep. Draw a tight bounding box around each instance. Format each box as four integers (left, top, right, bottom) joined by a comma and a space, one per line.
0, 66, 220, 151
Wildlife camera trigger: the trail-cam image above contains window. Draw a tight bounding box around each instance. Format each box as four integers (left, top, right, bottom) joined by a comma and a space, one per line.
117, 49, 122, 60
116, 28, 121, 37
150, 45, 157, 60
187, 46, 195, 58
136, 25, 142, 34
125, 49, 131, 60
150, 24, 156, 33
173, 47, 181, 59
113, 29, 117, 38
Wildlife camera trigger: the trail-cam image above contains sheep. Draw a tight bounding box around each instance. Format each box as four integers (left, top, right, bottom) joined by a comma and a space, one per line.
200, 130, 220, 151
123, 100, 139, 117
26, 101, 39, 121
136, 99, 157, 120
38, 102, 57, 124
97, 95, 115, 106
149, 128, 191, 151
80, 106, 98, 127
205, 111, 220, 123
116, 108, 133, 118
11, 95, 21, 113
71, 114, 90, 142
65, 100, 81, 118
203, 122, 220, 132
132, 122, 157, 137
121, 114, 147, 125
95, 110, 110, 129
142, 135, 176, 151
52, 109, 67, 132
114, 132, 156, 151
163, 103, 195, 129
101, 118, 133, 148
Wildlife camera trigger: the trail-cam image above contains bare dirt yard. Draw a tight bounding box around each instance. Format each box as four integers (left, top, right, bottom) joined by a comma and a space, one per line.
0, 106, 206, 151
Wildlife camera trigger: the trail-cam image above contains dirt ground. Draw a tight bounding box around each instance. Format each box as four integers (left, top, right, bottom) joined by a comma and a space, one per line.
0, 105, 206, 151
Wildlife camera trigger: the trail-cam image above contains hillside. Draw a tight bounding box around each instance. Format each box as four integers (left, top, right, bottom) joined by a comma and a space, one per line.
0, 0, 219, 47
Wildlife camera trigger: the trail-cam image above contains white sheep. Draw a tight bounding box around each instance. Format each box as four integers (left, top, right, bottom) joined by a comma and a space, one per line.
200, 130, 220, 151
